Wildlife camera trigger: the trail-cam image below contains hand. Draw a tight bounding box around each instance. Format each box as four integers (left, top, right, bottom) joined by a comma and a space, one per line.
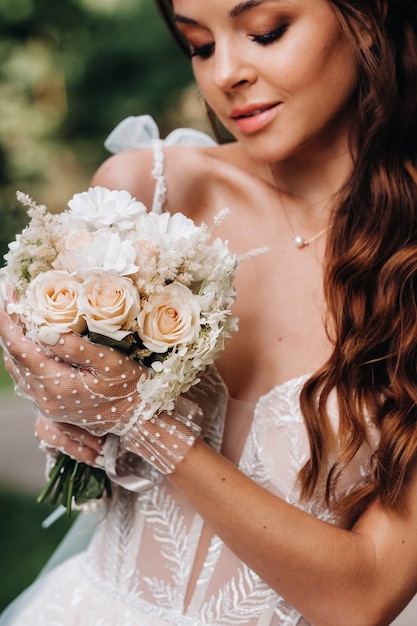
35, 416, 106, 468
0, 304, 144, 435
34, 416, 112, 514
1, 303, 227, 477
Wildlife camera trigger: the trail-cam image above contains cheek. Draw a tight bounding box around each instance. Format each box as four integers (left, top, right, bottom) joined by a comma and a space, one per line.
288, 41, 358, 113
192, 67, 215, 105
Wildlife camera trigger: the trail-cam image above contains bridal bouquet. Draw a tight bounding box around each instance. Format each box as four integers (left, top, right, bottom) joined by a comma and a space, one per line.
1, 186, 240, 514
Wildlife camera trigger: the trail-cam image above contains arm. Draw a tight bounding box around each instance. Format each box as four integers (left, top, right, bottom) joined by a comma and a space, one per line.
169, 439, 417, 626
34, 380, 417, 626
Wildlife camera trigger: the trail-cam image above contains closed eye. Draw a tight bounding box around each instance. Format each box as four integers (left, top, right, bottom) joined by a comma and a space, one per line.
188, 21, 289, 59
251, 23, 289, 45
190, 42, 215, 59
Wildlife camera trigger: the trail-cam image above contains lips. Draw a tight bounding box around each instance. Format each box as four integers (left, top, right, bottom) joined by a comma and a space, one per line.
230, 102, 282, 134
230, 102, 280, 120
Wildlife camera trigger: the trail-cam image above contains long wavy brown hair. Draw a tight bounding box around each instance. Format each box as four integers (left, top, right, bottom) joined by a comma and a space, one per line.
155, 0, 417, 523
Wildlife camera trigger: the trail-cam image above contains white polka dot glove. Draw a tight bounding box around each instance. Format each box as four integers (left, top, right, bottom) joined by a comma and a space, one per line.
1, 310, 227, 475
116, 365, 228, 475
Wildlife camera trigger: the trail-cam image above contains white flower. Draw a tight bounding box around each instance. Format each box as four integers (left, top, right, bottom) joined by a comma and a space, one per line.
2, 204, 64, 291
67, 186, 147, 232
79, 274, 141, 341
5, 189, 242, 421
16, 270, 87, 337
75, 230, 139, 277
134, 211, 200, 247
138, 282, 201, 353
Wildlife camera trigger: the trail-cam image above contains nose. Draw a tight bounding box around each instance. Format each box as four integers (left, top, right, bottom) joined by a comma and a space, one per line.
213, 40, 257, 91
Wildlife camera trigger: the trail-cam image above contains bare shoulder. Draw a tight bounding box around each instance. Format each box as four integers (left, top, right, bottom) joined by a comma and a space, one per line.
162, 141, 253, 222
90, 141, 253, 222
90, 148, 157, 209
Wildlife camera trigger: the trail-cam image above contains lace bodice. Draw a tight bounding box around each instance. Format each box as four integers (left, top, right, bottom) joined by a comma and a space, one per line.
2, 117, 379, 626
76, 373, 377, 626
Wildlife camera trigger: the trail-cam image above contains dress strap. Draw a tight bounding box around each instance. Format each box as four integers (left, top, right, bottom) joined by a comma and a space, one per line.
104, 114, 217, 214
150, 139, 167, 214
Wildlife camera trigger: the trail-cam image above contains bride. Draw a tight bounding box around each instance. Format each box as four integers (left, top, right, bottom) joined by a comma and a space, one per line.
2, 0, 417, 624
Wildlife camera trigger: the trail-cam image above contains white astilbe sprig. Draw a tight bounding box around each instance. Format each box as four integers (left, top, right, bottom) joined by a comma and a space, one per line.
2, 192, 65, 296
15, 191, 45, 212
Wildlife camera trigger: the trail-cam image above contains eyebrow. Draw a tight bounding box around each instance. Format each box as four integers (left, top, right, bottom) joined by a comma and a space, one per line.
174, 0, 284, 25
230, 0, 267, 19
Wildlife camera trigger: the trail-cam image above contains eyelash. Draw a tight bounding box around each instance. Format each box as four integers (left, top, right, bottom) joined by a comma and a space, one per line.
251, 23, 289, 45
189, 22, 289, 60
190, 43, 214, 60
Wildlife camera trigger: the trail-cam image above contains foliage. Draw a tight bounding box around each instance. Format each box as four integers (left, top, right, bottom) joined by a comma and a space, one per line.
0, 196, 28, 267
0, 485, 76, 612
0, 0, 205, 251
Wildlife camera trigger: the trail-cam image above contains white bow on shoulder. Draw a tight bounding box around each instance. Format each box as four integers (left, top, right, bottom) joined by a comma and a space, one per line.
104, 114, 216, 154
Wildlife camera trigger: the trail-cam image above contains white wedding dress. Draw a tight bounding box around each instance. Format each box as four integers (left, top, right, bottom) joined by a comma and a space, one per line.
0, 116, 380, 626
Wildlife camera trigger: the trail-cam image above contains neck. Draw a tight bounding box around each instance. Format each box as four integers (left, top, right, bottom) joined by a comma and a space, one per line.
267, 140, 354, 248
275, 142, 352, 200
269, 146, 352, 233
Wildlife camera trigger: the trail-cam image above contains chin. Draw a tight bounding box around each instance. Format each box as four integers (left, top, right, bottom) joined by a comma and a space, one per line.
240, 137, 296, 164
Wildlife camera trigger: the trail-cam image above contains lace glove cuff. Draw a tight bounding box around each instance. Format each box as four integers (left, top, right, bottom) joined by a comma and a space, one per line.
120, 395, 203, 474
106, 366, 228, 487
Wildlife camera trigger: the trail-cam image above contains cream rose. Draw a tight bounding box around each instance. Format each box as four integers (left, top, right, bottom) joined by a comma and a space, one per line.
25, 270, 86, 339
133, 238, 159, 279
79, 274, 140, 341
53, 229, 94, 273
137, 282, 201, 353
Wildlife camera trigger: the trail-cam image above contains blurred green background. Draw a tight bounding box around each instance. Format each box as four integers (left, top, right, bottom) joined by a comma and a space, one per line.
0, 0, 209, 612
0, 0, 210, 256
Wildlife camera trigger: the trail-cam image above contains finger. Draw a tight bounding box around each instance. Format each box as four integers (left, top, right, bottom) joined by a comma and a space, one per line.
35, 419, 105, 467
59, 423, 105, 455
1, 302, 147, 388
42, 334, 148, 387
0, 304, 142, 382
0, 312, 55, 378
2, 346, 37, 400
42, 332, 138, 370
35, 417, 105, 453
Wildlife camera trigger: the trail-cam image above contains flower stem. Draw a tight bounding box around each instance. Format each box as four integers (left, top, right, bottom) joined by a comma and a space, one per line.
36, 454, 67, 504
65, 461, 79, 516
37, 453, 112, 518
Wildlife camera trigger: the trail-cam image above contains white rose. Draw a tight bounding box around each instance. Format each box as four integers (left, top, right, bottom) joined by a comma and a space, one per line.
67, 186, 147, 231
79, 274, 141, 341
24, 270, 86, 336
138, 282, 201, 353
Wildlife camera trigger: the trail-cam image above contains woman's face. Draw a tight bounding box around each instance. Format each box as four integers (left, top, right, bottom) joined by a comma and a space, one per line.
172, 0, 359, 163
